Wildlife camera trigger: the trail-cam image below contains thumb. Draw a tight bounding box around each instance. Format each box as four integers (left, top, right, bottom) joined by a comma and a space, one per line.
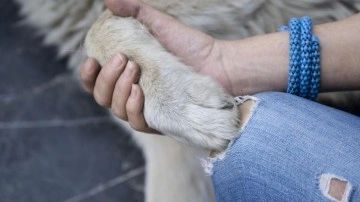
104, 0, 142, 17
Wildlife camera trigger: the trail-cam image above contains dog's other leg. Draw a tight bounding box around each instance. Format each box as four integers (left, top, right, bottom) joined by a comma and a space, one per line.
134, 132, 215, 202
114, 118, 215, 202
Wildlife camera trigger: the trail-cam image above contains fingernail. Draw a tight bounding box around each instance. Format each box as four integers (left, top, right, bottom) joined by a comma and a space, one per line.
110, 53, 124, 68
125, 62, 135, 76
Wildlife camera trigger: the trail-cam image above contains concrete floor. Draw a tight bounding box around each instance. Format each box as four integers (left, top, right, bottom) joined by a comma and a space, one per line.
0, 1, 145, 202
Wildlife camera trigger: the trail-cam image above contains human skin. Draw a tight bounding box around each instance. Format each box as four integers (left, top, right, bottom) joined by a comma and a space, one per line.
81, 0, 360, 132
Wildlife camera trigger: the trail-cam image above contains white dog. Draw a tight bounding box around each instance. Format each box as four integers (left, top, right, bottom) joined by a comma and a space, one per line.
16, 0, 360, 201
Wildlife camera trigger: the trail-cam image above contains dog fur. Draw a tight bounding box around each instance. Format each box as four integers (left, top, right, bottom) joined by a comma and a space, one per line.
15, 0, 360, 201
85, 10, 241, 151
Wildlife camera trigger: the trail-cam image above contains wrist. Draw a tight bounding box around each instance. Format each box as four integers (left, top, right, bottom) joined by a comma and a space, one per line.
219, 33, 289, 96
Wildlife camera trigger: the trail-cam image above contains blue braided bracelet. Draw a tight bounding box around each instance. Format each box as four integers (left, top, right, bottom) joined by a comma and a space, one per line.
280, 16, 320, 100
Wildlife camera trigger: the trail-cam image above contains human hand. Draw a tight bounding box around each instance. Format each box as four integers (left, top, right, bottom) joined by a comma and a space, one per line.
80, 54, 158, 134
104, 0, 233, 94
79, 0, 234, 135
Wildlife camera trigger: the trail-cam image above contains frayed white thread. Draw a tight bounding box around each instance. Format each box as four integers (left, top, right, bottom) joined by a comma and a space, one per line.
201, 96, 260, 175
201, 152, 226, 175
318, 173, 352, 202
234, 95, 255, 106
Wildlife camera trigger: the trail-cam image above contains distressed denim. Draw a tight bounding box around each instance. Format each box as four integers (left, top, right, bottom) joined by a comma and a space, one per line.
211, 92, 360, 202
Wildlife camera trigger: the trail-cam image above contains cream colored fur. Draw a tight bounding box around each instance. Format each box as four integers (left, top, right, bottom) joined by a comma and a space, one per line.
15, 0, 360, 201
85, 10, 240, 151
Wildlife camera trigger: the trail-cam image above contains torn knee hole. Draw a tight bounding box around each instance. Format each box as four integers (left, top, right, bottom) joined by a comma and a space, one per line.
319, 174, 352, 202
209, 97, 256, 158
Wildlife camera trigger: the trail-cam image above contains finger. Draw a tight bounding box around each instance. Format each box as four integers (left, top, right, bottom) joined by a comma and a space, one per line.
111, 61, 140, 120
93, 53, 127, 107
126, 84, 159, 134
80, 58, 101, 93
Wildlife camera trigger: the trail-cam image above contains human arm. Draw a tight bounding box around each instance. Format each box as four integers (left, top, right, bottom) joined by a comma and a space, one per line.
81, 0, 360, 132
221, 13, 360, 95
104, 0, 360, 95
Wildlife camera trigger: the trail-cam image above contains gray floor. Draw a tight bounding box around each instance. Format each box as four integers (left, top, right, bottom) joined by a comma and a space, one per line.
0, 1, 145, 202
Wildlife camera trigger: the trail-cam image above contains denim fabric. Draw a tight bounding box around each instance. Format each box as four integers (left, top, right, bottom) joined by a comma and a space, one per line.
211, 92, 360, 202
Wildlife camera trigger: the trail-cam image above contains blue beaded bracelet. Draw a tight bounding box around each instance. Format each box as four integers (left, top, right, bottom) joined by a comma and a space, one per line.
280, 16, 320, 100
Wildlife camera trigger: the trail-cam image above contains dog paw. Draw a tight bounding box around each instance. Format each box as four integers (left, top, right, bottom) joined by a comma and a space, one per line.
178, 75, 240, 151
143, 72, 240, 151
85, 10, 240, 151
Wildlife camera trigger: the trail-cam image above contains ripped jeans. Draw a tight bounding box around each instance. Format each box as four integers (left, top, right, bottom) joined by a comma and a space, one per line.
210, 92, 360, 202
